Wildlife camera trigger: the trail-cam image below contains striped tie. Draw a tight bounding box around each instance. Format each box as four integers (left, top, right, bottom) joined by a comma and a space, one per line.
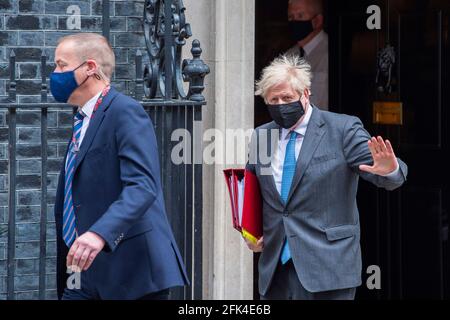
63, 111, 85, 247
280, 132, 298, 264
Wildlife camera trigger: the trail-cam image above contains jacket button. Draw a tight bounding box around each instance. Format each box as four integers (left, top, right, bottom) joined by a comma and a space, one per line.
283, 210, 289, 217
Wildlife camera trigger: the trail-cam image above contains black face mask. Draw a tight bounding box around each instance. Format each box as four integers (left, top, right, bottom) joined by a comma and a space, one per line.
288, 20, 314, 42
267, 100, 305, 129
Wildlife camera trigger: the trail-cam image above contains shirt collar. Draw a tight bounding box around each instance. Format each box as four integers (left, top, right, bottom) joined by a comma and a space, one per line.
78, 91, 103, 119
303, 30, 325, 56
281, 103, 314, 141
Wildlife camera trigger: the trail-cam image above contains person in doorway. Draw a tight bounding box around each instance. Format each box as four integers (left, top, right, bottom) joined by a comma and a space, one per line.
286, 0, 329, 110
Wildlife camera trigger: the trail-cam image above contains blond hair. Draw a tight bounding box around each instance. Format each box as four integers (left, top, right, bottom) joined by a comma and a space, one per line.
255, 54, 312, 102
58, 33, 115, 81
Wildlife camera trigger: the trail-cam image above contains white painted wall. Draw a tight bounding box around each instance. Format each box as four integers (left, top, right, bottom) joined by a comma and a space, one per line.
183, 0, 256, 300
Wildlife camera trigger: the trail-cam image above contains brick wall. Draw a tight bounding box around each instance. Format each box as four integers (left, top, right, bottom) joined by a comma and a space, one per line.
0, 0, 148, 300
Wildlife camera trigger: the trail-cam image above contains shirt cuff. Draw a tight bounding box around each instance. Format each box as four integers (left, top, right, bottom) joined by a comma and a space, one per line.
381, 161, 400, 178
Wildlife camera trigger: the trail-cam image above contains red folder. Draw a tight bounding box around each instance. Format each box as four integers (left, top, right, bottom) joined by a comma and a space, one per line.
223, 169, 263, 244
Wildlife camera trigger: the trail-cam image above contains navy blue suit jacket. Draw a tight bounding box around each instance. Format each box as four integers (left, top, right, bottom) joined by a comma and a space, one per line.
54, 87, 189, 299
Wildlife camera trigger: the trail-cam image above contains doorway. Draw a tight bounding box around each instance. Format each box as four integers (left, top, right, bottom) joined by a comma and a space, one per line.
254, 0, 450, 299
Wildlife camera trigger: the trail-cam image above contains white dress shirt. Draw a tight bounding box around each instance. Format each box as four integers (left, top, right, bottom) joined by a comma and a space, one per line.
78, 90, 103, 147
65, 91, 102, 168
271, 106, 400, 195
303, 30, 326, 56
271, 104, 313, 194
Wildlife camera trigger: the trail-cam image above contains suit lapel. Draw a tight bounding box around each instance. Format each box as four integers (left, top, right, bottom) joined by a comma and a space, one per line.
73, 87, 119, 173
286, 107, 326, 204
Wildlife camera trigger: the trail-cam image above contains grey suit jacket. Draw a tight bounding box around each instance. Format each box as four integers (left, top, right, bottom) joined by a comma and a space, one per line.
246, 107, 408, 295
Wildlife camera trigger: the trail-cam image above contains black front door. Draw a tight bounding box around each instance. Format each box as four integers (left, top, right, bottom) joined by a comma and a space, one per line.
329, 0, 450, 299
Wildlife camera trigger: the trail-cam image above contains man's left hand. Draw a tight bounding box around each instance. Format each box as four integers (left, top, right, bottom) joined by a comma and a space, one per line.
67, 231, 105, 272
359, 136, 399, 176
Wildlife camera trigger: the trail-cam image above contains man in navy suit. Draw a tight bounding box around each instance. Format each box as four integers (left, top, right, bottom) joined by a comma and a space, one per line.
51, 33, 189, 300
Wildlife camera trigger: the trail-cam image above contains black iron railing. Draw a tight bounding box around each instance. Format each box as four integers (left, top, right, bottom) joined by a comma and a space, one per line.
0, 0, 208, 300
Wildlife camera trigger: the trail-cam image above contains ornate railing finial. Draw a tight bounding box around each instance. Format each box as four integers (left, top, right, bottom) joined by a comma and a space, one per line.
142, 0, 206, 101
182, 40, 210, 102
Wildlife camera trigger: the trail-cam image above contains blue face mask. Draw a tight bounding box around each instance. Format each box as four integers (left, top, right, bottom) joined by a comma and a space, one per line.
50, 61, 88, 103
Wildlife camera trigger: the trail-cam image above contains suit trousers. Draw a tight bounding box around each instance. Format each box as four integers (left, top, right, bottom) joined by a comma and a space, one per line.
260, 260, 356, 300
62, 269, 170, 300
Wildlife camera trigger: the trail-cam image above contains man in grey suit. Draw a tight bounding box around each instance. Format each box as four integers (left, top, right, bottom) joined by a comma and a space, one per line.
245, 55, 407, 300
286, 0, 328, 110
